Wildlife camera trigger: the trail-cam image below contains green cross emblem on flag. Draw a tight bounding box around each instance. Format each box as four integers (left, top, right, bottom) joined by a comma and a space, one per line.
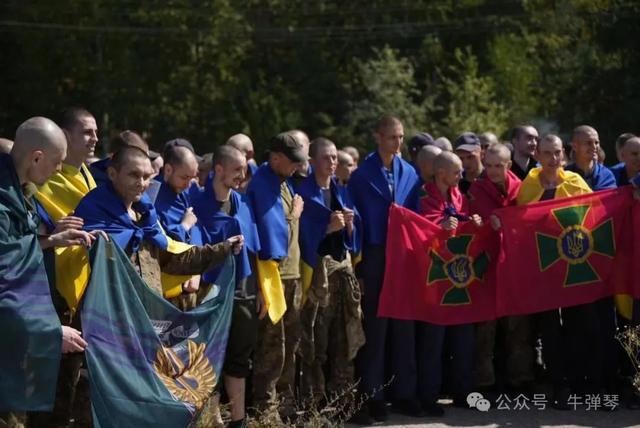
536, 204, 615, 286
427, 234, 489, 305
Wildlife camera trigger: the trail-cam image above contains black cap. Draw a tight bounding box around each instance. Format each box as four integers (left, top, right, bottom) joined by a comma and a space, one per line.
269, 132, 308, 163
407, 132, 435, 156
454, 132, 481, 152
164, 138, 195, 153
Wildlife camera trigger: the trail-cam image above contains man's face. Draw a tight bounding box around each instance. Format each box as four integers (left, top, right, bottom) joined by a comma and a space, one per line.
66, 115, 98, 161
455, 149, 482, 177
165, 160, 198, 194
438, 161, 463, 188
572, 131, 599, 164
536, 139, 564, 172
376, 124, 404, 156
515, 126, 538, 158
217, 155, 247, 190
272, 153, 300, 179
484, 152, 511, 185
311, 145, 338, 179
30, 146, 66, 186
336, 154, 355, 183
622, 139, 640, 174
108, 157, 154, 204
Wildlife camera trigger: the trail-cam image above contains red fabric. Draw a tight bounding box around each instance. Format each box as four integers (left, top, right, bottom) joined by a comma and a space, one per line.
495, 187, 636, 317
378, 204, 497, 325
468, 170, 521, 220
419, 182, 469, 224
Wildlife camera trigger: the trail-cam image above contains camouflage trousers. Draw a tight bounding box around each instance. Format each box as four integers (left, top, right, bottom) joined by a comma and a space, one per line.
474, 315, 535, 388
299, 257, 365, 403
252, 278, 302, 415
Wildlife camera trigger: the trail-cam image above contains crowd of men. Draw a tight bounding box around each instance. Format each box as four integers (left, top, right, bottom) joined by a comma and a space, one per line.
1, 107, 640, 428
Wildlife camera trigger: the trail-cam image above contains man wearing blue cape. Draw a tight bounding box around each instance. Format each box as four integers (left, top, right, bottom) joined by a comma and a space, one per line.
191, 145, 262, 428
74, 146, 243, 307
0, 117, 99, 426
226, 133, 259, 193
296, 137, 365, 406
246, 132, 307, 421
347, 116, 422, 423
154, 143, 202, 310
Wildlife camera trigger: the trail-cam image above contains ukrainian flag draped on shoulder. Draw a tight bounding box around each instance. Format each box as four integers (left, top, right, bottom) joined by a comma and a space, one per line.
81, 237, 235, 428
246, 163, 289, 323
347, 152, 419, 247
154, 178, 194, 243
0, 154, 61, 411
296, 175, 361, 299
191, 173, 260, 284
517, 167, 592, 205
34, 163, 97, 314
65, 183, 192, 310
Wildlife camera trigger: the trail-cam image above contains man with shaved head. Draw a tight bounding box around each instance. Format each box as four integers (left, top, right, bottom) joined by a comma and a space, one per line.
510, 125, 539, 180
336, 150, 356, 185
343, 145, 360, 165
191, 144, 262, 428
565, 126, 616, 190
0, 117, 101, 425
348, 115, 421, 422
0, 138, 13, 154
226, 133, 257, 192
563, 125, 618, 401
467, 144, 525, 394
416, 144, 442, 183
433, 136, 453, 152
514, 134, 591, 409
418, 151, 482, 416
289, 129, 311, 179
33, 107, 103, 427
611, 136, 640, 187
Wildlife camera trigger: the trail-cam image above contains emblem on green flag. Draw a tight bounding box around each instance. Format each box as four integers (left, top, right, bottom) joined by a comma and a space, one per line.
536, 204, 615, 286
427, 234, 489, 305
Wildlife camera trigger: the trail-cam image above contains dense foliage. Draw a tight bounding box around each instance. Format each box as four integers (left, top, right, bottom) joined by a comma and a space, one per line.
1, 0, 638, 159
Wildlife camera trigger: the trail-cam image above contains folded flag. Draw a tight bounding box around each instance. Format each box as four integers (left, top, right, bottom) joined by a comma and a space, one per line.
378, 204, 497, 325
495, 187, 635, 316
81, 237, 235, 428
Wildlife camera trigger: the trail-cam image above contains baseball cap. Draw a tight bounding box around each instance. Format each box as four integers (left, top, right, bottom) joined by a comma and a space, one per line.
164, 138, 195, 153
454, 132, 481, 152
269, 132, 309, 163
408, 132, 435, 156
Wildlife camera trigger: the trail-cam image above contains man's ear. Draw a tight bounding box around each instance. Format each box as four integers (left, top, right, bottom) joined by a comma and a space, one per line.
30, 150, 44, 165
506, 160, 512, 170
107, 165, 117, 182
164, 163, 174, 176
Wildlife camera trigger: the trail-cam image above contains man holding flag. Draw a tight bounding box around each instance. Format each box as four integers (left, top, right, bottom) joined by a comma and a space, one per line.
467, 144, 528, 394
246, 132, 306, 422
515, 134, 592, 409
1, 117, 98, 426
191, 145, 263, 428
417, 151, 482, 416
348, 116, 421, 422
296, 137, 365, 406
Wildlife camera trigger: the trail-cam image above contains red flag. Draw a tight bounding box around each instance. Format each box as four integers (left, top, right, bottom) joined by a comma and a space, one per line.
378, 204, 498, 325
495, 187, 635, 317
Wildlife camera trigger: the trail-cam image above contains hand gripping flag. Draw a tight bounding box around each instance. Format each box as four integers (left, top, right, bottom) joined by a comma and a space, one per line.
495, 187, 635, 316
81, 237, 235, 428
378, 204, 497, 325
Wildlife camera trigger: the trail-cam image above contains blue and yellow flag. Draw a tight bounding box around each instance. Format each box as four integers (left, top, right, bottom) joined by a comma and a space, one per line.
81, 237, 235, 427
246, 163, 291, 323
296, 175, 361, 300
0, 154, 62, 411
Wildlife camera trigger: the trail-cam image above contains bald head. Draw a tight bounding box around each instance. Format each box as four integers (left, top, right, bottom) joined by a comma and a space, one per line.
288, 129, 311, 175
214, 145, 245, 168
433, 151, 462, 173
485, 143, 511, 162
165, 145, 198, 168
13, 117, 66, 158
417, 145, 442, 182
11, 117, 67, 185
572, 125, 598, 142
226, 134, 255, 160
433, 151, 463, 188
342, 146, 360, 164
0, 138, 14, 154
